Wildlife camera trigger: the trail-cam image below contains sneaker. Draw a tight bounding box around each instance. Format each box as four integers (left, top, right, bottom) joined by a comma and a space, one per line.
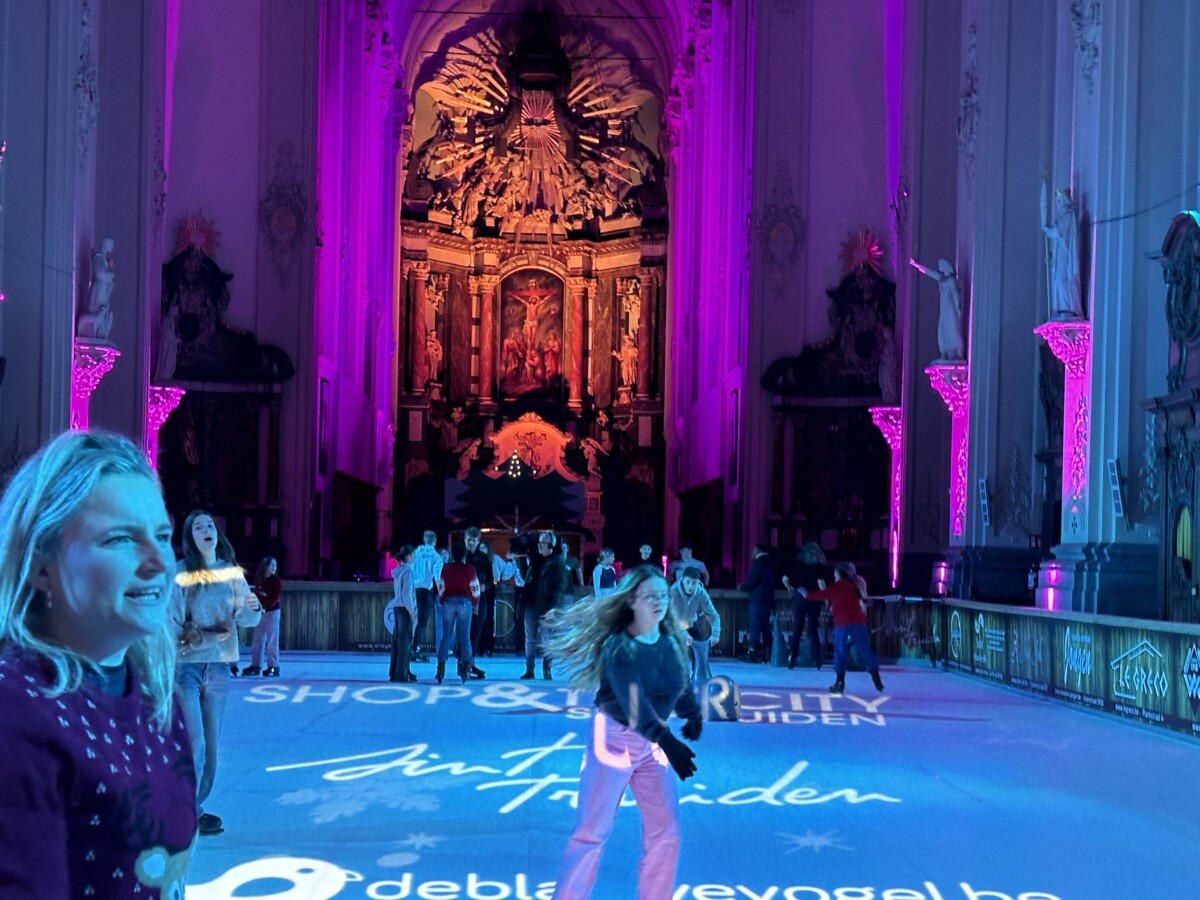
242, 666, 262, 677
266, 667, 280, 677
197, 812, 224, 835
871, 671, 885, 692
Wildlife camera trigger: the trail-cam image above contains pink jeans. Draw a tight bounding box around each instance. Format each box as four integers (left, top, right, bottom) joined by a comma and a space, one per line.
554, 712, 681, 898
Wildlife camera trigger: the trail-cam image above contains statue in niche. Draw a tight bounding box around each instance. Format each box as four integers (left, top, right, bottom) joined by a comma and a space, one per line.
618, 276, 641, 331
154, 301, 180, 383
909, 257, 965, 361
1040, 178, 1084, 319
426, 273, 448, 314
78, 236, 115, 340
613, 333, 638, 388
424, 328, 443, 385
877, 325, 899, 404
542, 333, 561, 380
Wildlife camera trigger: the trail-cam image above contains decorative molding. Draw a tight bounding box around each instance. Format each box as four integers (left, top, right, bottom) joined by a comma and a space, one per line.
757, 162, 806, 301
71, 342, 120, 430
1070, 0, 1101, 97
1137, 414, 1160, 519
76, 0, 99, 167
485, 412, 579, 482
1036, 321, 1092, 538
958, 24, 979, 184
925, 363, 969, 417
1002, 445, 1032, 535
258, 142, 309, 285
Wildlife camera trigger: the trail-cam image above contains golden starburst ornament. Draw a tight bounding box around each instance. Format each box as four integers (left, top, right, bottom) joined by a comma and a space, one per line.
839, 229, 884, 277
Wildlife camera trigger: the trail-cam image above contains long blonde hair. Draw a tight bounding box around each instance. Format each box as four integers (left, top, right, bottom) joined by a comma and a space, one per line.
0, 431, 177, 729
544, 566, 688, 691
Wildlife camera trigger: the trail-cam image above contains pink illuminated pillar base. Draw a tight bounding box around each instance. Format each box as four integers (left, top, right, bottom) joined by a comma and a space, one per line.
1035, 321, 1092, 541
145, 385, 186, 469
71, 342, 121, 430
925, 363, 970, 546
869, 405, 903, 589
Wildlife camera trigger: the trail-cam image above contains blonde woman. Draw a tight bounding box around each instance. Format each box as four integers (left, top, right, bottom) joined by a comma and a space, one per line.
0, 431, 195, 897
544, 566, 703, 898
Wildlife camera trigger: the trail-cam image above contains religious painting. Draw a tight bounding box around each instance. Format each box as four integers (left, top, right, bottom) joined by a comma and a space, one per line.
498, 269, 565, 397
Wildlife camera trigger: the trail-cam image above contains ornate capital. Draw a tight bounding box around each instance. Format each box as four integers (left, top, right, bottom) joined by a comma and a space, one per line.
869, 405, 903, 451
147, 386, 185, 433
925, 363, 970, 417
403, 258, 430, 279
566, 276, 588, 297
1034, 320, 1091, 377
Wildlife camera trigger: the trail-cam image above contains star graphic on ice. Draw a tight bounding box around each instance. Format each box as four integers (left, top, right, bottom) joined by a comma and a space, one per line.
776, 830, 851, 854
398, 832, 444, 850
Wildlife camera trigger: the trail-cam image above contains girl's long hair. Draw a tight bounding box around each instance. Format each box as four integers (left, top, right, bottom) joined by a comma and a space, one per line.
180, 509, 238, 572
0, 431, 178, 730
254, 556, 277, 589
544, 566, 687, 691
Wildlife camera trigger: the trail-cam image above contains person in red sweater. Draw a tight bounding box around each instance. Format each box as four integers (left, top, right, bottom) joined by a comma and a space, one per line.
245, 556, 283, 676
435, 542, 480, 685
807, 562, 884, 695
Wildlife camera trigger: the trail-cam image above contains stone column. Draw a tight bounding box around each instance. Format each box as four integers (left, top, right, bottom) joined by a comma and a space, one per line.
567, 276, 586, 409
71, 342, 121, 431
926, 363, 970, 548
637, 268, 656, 399
404, 260, 428, 393
870, 405, 904, 590
472, 275, 497, 403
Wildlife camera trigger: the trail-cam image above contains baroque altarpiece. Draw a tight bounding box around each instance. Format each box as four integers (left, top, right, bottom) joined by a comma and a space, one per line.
393, 11, 669, 557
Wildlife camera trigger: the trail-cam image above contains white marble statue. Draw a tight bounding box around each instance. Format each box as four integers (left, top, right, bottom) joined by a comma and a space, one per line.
1041, 180, 1084, 319
77, 236, 115, 340
154, 302, 179, 383
909, 256, 965, 361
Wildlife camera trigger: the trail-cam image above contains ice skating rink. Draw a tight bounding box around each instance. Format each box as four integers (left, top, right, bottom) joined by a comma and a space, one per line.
183, 653, 1197, 900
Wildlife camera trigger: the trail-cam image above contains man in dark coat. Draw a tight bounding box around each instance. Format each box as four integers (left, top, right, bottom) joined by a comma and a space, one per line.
739, 543, 776, 662
464, 527, 495, 678
522, 532, 567, 680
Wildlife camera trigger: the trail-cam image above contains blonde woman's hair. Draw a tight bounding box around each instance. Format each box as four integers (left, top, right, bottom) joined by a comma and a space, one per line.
544, 565, 688, 691
0, 431, 178, 729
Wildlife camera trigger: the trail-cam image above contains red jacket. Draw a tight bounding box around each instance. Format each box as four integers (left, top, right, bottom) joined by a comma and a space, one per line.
808, 578, 866, 627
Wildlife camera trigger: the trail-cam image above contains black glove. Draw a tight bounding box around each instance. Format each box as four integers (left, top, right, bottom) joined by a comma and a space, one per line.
681, 714, 703, 742
658, 732, 697, 781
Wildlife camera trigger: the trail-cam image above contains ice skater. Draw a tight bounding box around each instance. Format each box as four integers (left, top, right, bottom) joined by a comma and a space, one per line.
806, 562, 884, 695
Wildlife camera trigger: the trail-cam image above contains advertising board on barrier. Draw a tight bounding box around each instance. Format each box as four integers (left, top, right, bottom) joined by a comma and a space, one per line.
943, 600, 1200, 738
1007, 614, 1050, 695
969, 609, 1007, 682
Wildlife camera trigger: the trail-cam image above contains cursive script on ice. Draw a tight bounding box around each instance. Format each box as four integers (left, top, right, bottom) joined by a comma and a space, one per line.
266, 734, 901, 814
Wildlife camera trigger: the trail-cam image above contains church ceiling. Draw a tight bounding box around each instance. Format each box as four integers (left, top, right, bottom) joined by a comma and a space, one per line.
402, 6, 668, 242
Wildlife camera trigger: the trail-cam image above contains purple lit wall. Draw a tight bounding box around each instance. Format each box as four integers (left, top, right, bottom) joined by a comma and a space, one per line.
869, 405, 903, 589
926, 363, 969, 545
1035, 321, 1092, 542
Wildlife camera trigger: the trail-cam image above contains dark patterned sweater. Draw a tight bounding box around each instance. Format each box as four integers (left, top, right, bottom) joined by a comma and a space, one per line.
0, 650, 197, 898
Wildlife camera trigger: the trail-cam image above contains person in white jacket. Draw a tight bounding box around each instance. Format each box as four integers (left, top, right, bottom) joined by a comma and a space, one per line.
172, 510, 261, 835
387, 545, 417, 682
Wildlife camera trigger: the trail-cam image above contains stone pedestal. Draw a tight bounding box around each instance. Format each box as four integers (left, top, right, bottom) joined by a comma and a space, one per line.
71, 340, 120, 430
925, 363, 970, 545
145, 385, 185, 469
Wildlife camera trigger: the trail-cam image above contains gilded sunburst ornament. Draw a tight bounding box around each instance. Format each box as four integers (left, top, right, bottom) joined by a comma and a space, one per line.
840, 229, 884, 277
175, 212, 220, 258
